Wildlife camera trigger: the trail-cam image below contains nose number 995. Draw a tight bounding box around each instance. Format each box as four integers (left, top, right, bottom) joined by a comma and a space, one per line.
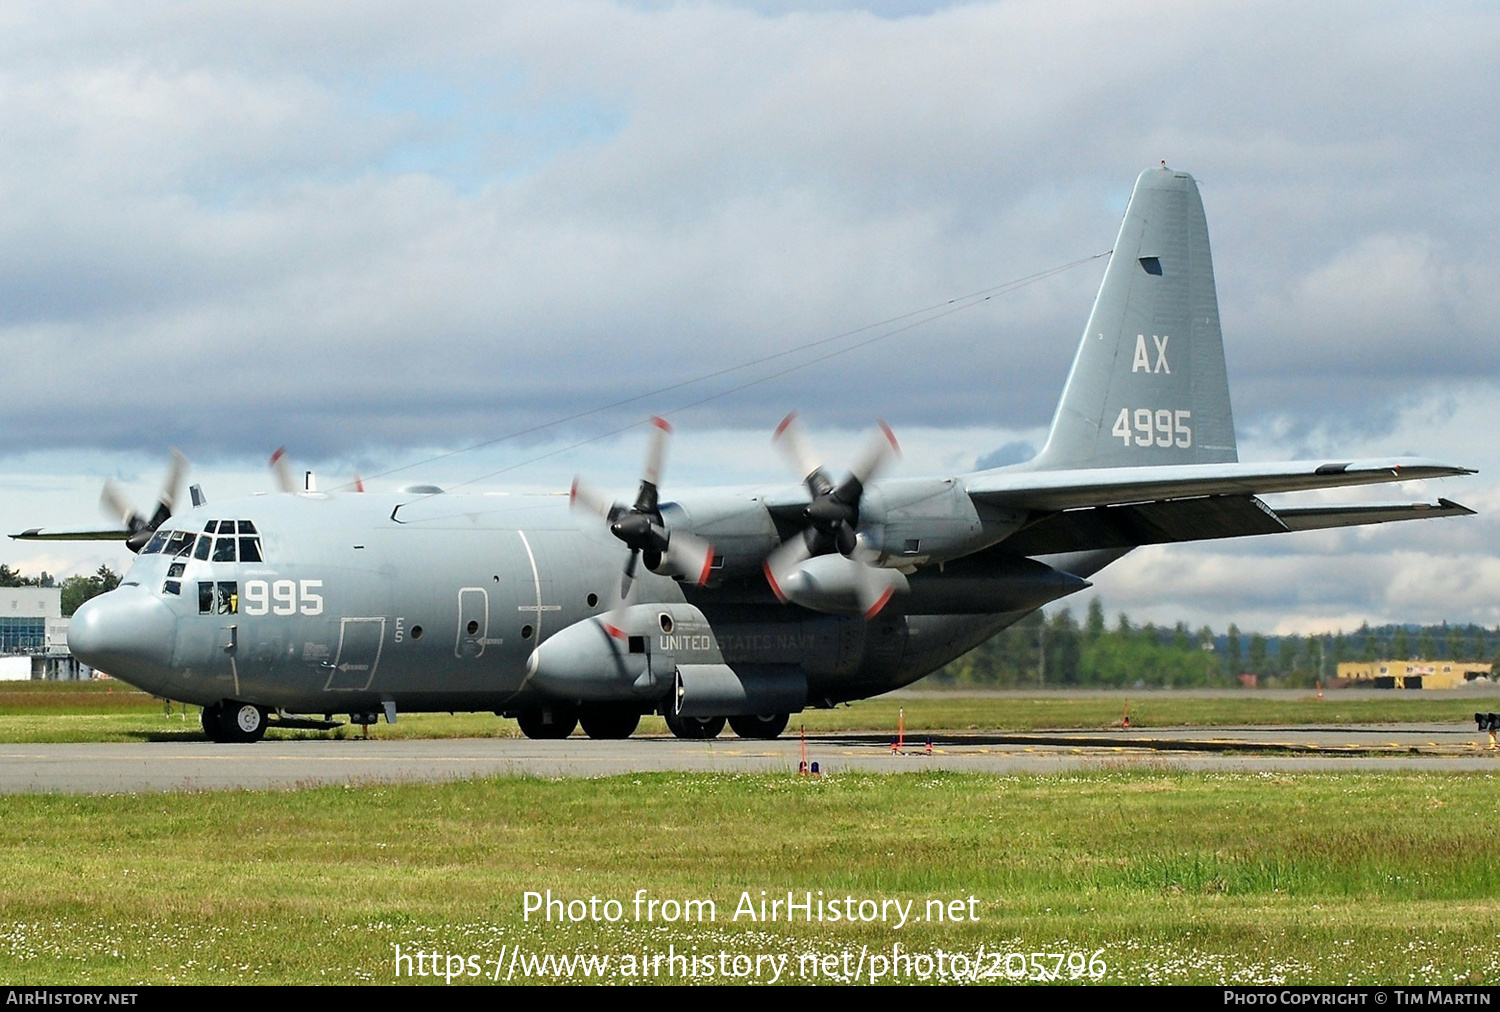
242, 579, 324, 616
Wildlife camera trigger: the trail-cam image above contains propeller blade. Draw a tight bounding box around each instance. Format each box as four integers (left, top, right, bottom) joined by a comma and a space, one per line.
602, 559, 639, 640
569, 478, 617, 521
854, 561, 900, 619
159, 449, 188, 514
848, 419, 900, 488
270, 447, 296, 494
773, 412, 826, 489
100, 480, 135, 527
642, 416, 671, 489
619, 549, 640, 601
663, 532, 715, 587
762, 535, 812, 603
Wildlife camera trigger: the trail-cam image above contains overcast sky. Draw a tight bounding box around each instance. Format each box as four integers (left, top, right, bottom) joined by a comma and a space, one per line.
3, 0, 1498, 635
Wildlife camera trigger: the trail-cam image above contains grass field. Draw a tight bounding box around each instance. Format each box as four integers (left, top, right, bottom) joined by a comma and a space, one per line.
0, 681, 1491, 742
0, 770, 1496, 985
3, 682, 1496, 986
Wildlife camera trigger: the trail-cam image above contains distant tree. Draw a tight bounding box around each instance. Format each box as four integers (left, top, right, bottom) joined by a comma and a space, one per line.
1226, 623, 1241, 668
1248, 634, 1268, 675
1173, 622, 1191, 651
1392, 626, 1411, 660
60, 566, 120, 617
0, 564, 51, 588
1085, 598, 1106, 641
1047, 609, 1082, 685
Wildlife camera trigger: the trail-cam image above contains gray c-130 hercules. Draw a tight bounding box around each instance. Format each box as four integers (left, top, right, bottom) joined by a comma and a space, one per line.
21, 166, 1475, 742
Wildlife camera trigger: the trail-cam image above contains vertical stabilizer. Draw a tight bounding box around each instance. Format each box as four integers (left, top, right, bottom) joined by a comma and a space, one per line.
1027, 166, 1236, 471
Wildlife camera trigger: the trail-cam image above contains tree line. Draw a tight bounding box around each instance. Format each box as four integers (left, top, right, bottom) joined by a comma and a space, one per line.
930, 597, 1500, 689
1, 564, 121, 617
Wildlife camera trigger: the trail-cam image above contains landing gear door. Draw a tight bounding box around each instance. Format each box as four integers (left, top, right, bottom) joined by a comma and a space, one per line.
456, 587, 488, 659
325, 617, 385, 691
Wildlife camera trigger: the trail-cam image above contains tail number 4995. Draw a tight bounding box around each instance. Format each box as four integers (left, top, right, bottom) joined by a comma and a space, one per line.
1112, 408, 1192, 448
242, 579, 324, 616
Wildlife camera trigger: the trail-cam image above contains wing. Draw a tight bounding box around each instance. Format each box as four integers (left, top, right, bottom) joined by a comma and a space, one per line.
11, 524, 131, 542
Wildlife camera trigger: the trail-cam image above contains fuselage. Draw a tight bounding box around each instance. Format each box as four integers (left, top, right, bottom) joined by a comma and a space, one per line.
69, 489, 1025, 718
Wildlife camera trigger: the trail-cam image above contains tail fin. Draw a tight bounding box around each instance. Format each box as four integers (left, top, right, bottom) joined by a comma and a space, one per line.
1028, 166, 1237, 471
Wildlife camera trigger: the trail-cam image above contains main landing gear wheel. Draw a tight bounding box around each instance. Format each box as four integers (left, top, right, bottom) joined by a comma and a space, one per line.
516, 705, 579, 740
664, 712, 726, 740
728, 713, 789, 740
579, 706, 641, 740
202, 700, 267, 743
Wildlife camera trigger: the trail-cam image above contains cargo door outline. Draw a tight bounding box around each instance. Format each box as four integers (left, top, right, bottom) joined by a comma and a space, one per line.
325, 617, 385, 691
456, 587, 488, 659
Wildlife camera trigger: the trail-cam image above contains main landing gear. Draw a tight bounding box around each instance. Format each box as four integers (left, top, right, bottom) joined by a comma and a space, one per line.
663, 712, 790, 740
201, 700, 268, 744
513, 704, 641, 740
512, 705, 790, 741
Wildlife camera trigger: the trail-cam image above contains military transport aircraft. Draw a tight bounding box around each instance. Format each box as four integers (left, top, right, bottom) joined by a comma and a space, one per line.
16, 166, 1475, 743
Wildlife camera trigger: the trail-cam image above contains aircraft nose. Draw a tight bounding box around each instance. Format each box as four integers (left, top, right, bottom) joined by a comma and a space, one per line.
69, 587, 176, 689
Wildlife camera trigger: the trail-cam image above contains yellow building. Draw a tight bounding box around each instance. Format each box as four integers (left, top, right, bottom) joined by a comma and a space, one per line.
1337, 659, 1493, 690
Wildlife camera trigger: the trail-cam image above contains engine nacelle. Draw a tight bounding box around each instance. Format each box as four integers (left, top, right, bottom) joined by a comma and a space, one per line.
525, 602, 725, 702
659, 494, 782, 583
858, 478, 1027, 567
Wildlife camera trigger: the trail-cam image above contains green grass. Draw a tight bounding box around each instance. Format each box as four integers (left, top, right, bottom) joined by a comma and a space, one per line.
0, 771, 1496, 985
0, 682, 1490, 742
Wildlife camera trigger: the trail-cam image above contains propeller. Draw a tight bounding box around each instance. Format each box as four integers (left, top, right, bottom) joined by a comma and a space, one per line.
570, 417, 715, 638
100, 450, 188, 553
763, 413, 901, 617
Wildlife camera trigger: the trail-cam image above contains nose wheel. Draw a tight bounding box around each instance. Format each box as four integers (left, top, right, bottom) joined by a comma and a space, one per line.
201, 700, 268, 743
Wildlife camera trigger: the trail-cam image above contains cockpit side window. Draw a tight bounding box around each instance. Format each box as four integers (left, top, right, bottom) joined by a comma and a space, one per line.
142, 530, 169, 555
165, 530, 195, 557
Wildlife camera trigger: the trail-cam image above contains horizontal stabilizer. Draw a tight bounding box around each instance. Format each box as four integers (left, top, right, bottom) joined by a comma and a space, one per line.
967, 458, 1475, 512
1275, 498, 1475, 532
997, 495, 1471, 556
